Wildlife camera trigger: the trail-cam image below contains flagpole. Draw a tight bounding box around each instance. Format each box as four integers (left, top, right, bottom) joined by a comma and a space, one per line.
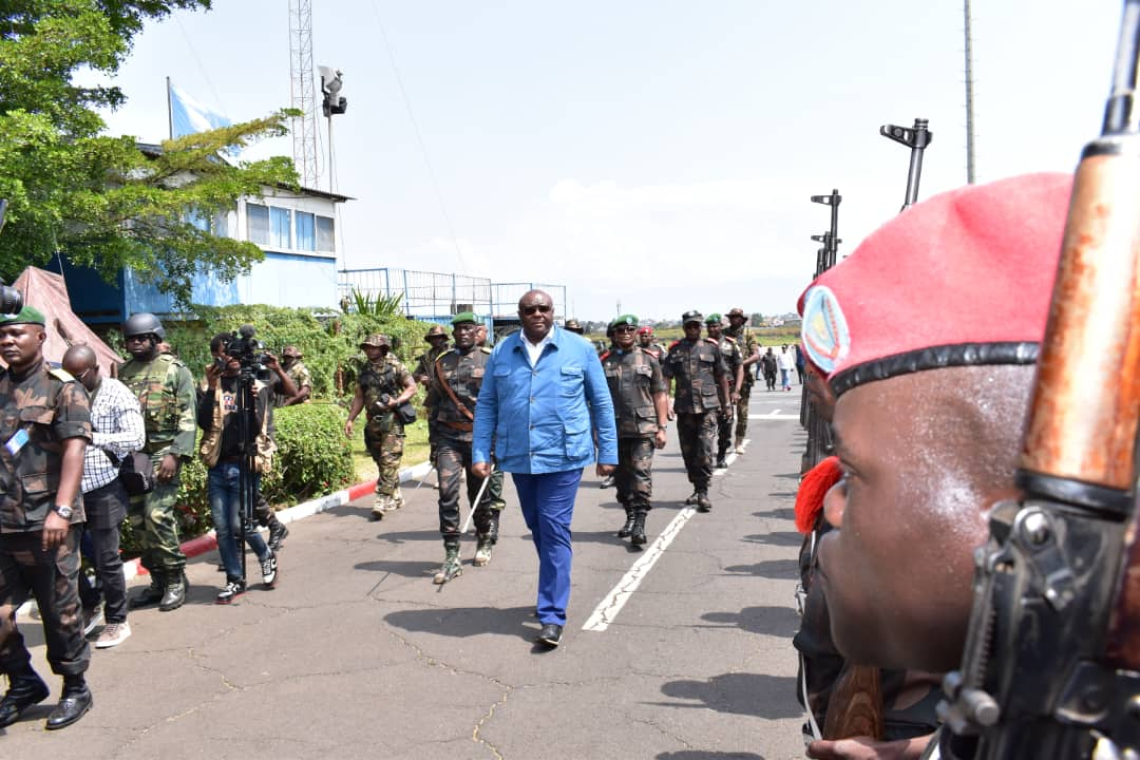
166, 76, 173, 140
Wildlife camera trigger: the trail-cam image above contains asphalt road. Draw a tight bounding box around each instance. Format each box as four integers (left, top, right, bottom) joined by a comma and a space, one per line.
7, 385, 810, 760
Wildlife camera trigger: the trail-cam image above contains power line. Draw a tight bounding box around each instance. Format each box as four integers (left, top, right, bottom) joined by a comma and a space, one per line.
367, 0, 468, 275
173, 14, 228, 116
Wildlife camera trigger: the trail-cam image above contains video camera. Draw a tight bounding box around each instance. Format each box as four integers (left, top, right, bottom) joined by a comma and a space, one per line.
220, 324, 273, 381
0, 200, 26, 316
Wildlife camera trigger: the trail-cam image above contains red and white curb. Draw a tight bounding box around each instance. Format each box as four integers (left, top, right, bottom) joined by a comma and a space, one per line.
17, 461, 433, 619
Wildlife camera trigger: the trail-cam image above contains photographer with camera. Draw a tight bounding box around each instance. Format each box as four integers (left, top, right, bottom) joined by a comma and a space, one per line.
118, 313, 196, 613
198, 333, 279, 604
344, 334, 416, 520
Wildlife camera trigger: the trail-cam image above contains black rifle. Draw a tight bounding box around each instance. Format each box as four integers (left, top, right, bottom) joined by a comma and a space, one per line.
801, 190, 841, 472
939, 2, 1140, 757
880, 119, 932, 211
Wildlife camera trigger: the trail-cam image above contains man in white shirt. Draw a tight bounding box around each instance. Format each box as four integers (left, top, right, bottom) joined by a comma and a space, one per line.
62, 346, 145, 649
777, 344, 796, 391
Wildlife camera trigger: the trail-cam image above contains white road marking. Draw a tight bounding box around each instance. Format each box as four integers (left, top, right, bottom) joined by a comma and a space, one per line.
749, 412, 800, 420
582, 438, 749, 632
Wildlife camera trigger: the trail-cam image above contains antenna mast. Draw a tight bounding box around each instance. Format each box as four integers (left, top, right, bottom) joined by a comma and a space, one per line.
289, 0, 318, 188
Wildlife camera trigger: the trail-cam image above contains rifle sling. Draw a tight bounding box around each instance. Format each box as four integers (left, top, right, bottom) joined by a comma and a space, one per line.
435, 359, 474, 423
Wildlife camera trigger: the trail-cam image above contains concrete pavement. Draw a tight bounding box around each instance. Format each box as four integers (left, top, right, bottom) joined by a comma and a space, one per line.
4, 386, 810, 759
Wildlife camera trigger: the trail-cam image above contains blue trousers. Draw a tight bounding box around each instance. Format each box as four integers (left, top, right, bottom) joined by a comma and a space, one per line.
512, 470, 582, 626
208, 462, 270, 582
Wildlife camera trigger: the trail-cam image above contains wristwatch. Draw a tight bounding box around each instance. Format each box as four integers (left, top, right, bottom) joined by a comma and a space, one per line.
53, 504, 73, 520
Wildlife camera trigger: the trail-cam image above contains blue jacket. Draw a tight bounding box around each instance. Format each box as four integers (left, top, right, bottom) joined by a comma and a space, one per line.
473, 326, 617, 474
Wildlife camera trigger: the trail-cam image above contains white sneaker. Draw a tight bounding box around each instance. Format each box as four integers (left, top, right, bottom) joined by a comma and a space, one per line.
95, 621, 131, 648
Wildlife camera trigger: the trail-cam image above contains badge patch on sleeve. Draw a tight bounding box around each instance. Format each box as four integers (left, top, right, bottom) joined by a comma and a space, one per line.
801, 286, 850, 374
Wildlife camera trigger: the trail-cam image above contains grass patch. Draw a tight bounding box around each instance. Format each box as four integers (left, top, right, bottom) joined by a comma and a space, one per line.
350, 415, 431, 482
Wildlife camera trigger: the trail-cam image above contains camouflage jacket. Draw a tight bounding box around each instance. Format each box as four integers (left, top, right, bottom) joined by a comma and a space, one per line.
430, 346, 491, 442
118, 353, 197, 459
358, 355, 412, 432
414, 344, 450, 384
600, 346, 666, 438
661, 338, 728, 413
274, 360, 313, 408
724, 325, 758, 385
0, 360, 92, 532
715, 335, 744, 391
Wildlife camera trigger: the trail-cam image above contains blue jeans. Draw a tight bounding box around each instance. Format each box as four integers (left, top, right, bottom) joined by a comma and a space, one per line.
512, 469, 583, 626
208, 462, 270, 581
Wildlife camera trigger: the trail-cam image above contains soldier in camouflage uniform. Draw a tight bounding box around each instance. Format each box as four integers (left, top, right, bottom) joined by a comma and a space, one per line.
600, 315, 669, 546
0, 306, 94, 730
118, 312, 197, 612
474, 324, 507, 512
724, 308, 760, 453
345, 334, 417, 519
705, 314, 744, 469
428, 312, 498, 583
413, 325, 450, 474
661, 310, 729, 512
637, 326, 668, 360
274, 346, 312, 407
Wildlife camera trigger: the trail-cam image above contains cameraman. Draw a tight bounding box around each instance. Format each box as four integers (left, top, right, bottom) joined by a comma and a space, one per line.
344, 334, 416, 519
198, 334, 279, 604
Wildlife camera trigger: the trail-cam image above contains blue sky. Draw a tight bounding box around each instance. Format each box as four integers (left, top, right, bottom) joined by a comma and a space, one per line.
91, 0, 1121, 321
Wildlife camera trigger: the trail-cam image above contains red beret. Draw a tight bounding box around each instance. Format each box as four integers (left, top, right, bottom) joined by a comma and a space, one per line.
799, 172, 1072, 396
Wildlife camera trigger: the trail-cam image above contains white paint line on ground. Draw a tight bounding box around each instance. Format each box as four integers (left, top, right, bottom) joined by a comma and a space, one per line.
582, 437, 749, 632
749, 412, 800, 420
582, 505, 698, 632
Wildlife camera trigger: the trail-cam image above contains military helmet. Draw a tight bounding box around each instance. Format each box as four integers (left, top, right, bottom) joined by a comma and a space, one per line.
727, 307, 746, 319
360, 333, 391, 349
564, 319, 584, 334
425, 324, 448, 341
282, 345, 303, 359
123, 312, 165, 340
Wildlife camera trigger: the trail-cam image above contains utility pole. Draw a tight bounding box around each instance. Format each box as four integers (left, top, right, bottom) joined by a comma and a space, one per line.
289, 0, 318, 188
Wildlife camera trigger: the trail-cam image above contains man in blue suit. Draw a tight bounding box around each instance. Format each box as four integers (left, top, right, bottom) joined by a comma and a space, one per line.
473, 290, 618, 648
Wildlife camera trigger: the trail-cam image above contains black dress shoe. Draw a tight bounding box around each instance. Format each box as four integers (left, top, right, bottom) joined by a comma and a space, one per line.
536, 624, 563, 648
0, 673, 50, 728
45, 685, 92, 731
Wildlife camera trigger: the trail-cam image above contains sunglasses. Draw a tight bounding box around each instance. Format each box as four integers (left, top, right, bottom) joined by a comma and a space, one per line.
614, 325, 636, 333
521, 305, 552, 315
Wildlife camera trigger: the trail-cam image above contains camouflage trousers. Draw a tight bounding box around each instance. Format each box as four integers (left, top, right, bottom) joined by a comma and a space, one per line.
734, 381, 752, 441
486, 468, 507, 510
0, 527, 89, 677
129, 462, 187, 574
365, 424, 405, 497
436, 438, 500, 542
677, 412, 717, 489
616, 437, 655, 514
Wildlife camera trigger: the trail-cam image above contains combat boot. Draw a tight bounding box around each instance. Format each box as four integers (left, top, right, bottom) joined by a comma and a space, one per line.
473, 534, 494, 567
388, 488, 404, 511
630, 513, 648, 546
0, 669, 50, 728
715, 455, 728, 469
617, 510, 635, 538
684, 491, 699, 506
370, 495, 389, 521
433, 544, 462, 584
696, 490, 712, 513
129, 571, 164, 609
159, 571, 187, 612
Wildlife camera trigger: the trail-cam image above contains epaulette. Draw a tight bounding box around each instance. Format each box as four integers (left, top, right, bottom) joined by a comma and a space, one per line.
668, 340, 681, 349
49, 367, 76, 383
723, 335, 737, 344
599, 350, 611, 361
704, 337, 720, 345
479, 346, 492, 354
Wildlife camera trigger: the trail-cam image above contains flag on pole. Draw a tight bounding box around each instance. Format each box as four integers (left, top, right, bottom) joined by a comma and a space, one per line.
168, 80, 231, 138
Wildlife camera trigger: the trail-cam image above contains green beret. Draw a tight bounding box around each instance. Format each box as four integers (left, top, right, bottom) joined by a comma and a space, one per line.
705, 313, 723, 325
0, 306, 45, 327
451, 311, 478, 326
613, 314, 639, 327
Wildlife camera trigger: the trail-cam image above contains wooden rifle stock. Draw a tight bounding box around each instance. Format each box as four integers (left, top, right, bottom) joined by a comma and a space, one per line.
823, 664, 884, 740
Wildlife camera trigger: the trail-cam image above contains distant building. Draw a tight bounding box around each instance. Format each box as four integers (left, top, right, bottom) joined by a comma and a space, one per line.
55, 144, 351, 324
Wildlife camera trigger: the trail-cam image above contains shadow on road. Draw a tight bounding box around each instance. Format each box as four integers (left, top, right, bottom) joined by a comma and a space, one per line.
657, 752, 765, 760
655, 672, 801, 719
742, 531, 803, 547
752, 506, 795, 519
385, 605, 536, 641
374, 529, 445, 545
354, 559, 439, 578
723, 559, 799, 580
700, 606, 799, 637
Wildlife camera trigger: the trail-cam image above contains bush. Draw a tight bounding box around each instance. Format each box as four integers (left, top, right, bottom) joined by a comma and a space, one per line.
119, 403, 356, 556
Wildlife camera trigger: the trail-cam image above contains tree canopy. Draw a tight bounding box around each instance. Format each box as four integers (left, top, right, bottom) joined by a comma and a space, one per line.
0, 1, 300, 305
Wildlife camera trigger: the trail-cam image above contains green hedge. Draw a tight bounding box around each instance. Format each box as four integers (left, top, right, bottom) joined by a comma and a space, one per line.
121, 403, 357, 556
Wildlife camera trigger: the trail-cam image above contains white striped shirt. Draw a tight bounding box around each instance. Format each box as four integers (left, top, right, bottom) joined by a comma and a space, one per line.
81, 377, 146, 494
